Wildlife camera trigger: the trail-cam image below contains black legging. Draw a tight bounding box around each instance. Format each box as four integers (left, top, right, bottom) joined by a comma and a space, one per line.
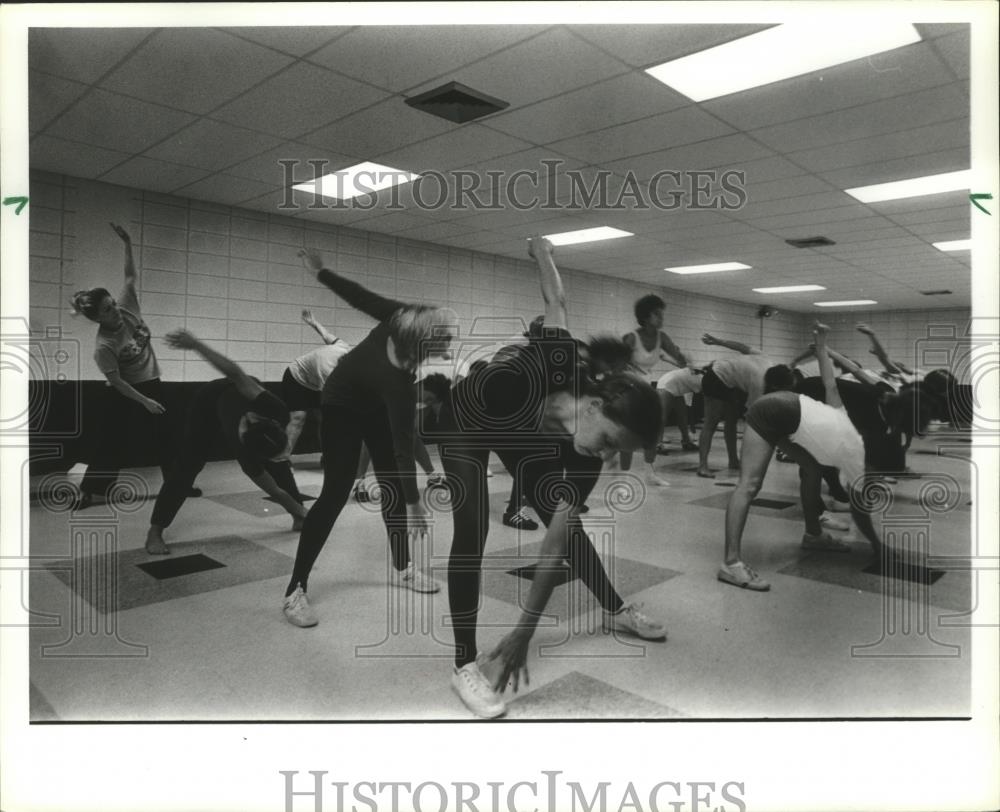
285, 404, 409, 596
81, 378, 174, 497
150, 388, 303, 528
440, 440, 624, 668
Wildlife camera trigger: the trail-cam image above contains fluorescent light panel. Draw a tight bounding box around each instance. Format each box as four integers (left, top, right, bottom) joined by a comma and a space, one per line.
752, 285, 826, 293
543, 227, 633, 246
293, 161, 420, 201
932, 239, 972, 252
845, 170, 971, 203
645, 23, 921, 102
664, 262, 751, 275
814, 299, 878, 307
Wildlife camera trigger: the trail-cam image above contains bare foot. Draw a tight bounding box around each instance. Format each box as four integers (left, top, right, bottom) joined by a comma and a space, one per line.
696, 467, 715, 479
145, 530, 170, 556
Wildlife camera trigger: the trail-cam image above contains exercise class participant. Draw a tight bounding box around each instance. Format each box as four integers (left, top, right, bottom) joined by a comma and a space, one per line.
656, 366, 702, 452
619, 294, 689, 486
696, 333, 779, 478
719, 322, 887, 591
143, 330, 306, 555
69, 223, 199, 509
282, 248, 459, 627
435, 236, 666, 719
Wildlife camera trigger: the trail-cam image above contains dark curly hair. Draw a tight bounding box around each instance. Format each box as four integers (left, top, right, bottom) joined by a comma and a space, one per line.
634, 294, 666, 325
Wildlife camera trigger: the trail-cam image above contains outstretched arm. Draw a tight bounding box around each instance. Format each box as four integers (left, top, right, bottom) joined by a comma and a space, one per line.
827, 347, 881, 388
301, 309, 339, 345
702, 333, 759, 355
166, 329, 263, 401
487, 501, 574, 692
856, 323, 903, 374
788, 346, 815, 368
813, 321, 843, 410
110, 222, 137, 290
299, 248, 405, 323
660, 333, 688, 367
527, 235, 567, 330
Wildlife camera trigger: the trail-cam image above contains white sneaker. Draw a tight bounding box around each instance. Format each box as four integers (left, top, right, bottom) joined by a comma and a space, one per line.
451, 661, 506, 718
603, 602, 667, 640
829, 499, 851, 513
393, 563, 440, 593
801, 531, 851, 552
717, 561, 771, 591
818, 513, 851, 532
283, 586, 318, 627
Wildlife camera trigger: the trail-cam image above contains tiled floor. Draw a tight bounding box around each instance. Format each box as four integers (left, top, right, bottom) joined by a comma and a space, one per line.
27, 433, 973, 721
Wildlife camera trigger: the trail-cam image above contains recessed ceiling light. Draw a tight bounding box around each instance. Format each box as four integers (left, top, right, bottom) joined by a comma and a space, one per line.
932, 239, 972, 252
814, 299, 878, 307
542, 227, 634, 246
293, 161, 420, 201
752, 285, 826, 293
845, 170, 971, 203
645, 23, 921, 102
664, 262, 751, 275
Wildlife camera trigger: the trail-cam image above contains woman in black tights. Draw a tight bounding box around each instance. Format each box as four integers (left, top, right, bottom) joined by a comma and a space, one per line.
282, 249, 458, 627
433, 236, 667, 719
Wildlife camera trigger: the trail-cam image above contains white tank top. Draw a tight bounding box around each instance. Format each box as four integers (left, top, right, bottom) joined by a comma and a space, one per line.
790, 394, 866, 491
630, 329, 662, 376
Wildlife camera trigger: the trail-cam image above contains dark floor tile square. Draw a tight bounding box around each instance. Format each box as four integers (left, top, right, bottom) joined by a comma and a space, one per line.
862, 559, 946, 585
136, 553, 226, 580
44, 536, 293, 613
750, 497, 796, 510
778, 548, 969, 612
506, 671, 683, 719
508, 562, 576, 586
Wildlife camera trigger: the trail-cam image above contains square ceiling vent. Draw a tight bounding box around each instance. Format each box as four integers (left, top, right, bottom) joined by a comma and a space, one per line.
785, 236, 836, 248
920, 289, 953, 296
405, 81, 510, 123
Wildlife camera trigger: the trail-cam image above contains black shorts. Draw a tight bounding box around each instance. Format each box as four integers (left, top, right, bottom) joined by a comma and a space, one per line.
281, 368, 321, 411
745, 390, 801, 445
701, 364, 744, 403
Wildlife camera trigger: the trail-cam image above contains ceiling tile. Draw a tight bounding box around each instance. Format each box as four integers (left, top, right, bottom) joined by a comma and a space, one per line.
221, 26, 353, 56
931, 30, 970, 78
405, 29, 630, 109
226, 142, 356, 186
377, 124, 535, 174
548, 105, 734, 164
568, 24, 774, 69
308, 26, 547, 92
144, 119, 283, 171
705, 40, 955, 132
604, 133, 774, 182
886, 204, 968, 226
816, 147, 969, 189
173, 173, 279, 207
212, 62, 391, 140
391, 221, 477, 242
30, 135, 131, 177
45, 88, 196, 153
98, 157, 211, 194
100, 29, 294, 115
738, 174, 836, 204
484, 72, 688, 144
29, 73, 89, 135
749, 82, 969, 153
29, 28, 154, 83
298, 98, 456, 160
788, 118, 968, 173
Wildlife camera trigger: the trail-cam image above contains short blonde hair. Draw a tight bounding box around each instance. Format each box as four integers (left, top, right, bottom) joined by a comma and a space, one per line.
388, 305, 458, 369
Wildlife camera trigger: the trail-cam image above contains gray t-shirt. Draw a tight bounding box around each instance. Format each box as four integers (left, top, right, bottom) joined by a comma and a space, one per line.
94, 285, 161, 384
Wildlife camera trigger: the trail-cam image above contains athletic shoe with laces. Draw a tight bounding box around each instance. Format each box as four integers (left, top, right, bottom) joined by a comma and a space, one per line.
717, 561, 771, 591
283, 586, 318, 627
818, 513, 851, 532
502, 509, 539, 530
451, 661, 506, 719
801, 530, 851, 552
603, 602, 667, 640
393, 562, 440, 593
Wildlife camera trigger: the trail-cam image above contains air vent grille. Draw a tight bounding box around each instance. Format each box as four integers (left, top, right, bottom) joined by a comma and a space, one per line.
785, 236, 836, 248
405, 81, 510, 123
920, 289, 953, 296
